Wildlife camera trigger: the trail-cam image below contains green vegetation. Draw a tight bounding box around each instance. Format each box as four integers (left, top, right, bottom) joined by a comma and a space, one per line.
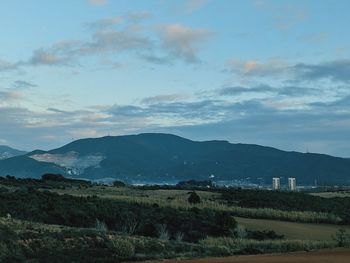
0, 217, 217, 262
236, 217, 350, 241
1, 175, 350, 262
0, 187, 236, 242
200, 237, 336, 255
220, 188, 349, 223
332, 228, 350, 247
311, 191, 350, 198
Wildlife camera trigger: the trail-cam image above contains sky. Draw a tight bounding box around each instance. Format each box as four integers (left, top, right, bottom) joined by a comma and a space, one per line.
0, 0, 350, 157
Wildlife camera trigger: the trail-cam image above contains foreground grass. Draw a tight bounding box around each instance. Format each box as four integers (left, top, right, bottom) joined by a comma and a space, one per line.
235, 217, 350, 241
0, 217, 341, 263
142, 248, 350, 263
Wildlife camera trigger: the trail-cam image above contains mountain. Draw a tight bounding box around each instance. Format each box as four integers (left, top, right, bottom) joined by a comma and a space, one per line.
0, 133, 349, 185
0, 145, 27, 160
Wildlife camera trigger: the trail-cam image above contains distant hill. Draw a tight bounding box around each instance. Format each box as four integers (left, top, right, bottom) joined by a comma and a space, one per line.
0, 133, 349, 185
0, 145, 27, 160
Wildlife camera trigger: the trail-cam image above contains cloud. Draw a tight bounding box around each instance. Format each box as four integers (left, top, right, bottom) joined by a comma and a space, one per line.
23, 16, 212, 67
12, 80, 37, 89
157, 24, 213, 63
87, 16, 124, 30
86, 12, 151, 30
141, 94, 188, 104
218, 84, 322, 98
88, 0, 108, 6
293, 60, 350, 83
0, 59, 18, 72
219, 85, 275, 96
226, 58, 289, 77
0, 90, 23, 101
1, 88, 350, 156
28, 48, 69, 66
225, 58, 350, 85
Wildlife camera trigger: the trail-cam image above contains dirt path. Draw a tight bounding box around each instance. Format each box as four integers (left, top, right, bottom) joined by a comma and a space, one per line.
142, 248, 350, 263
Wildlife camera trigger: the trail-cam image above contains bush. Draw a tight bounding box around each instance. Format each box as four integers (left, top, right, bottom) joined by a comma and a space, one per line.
95, 219, 108, 234
109, 238, 135, 258
113, 180, 126, 187
332, 228, 350, 247
0, 224, 24, 261
188, 191, 201, 204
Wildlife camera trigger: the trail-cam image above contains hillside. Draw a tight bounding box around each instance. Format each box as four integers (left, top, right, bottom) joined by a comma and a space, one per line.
0, 133, 349, 184
0, 145, 27, 160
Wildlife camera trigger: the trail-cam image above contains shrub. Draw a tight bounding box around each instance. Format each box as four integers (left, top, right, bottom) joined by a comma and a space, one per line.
332, 228, 350, 247
109, 238, 135, 258
188, 191, 201, 204
113, 180, 126, 187
95, 219, 108, 234
157, 224, 170, 241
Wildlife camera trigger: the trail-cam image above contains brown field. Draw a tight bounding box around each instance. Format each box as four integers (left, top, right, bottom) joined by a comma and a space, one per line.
235, 217, 350, 240
142, 248, 350, 263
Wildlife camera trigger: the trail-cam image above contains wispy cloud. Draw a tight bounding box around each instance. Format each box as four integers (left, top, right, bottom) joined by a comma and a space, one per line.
226, 58, 350, 84
12, 81, 37, 89
226, 58, 289, 77
157, 24, 213, 63
0, 90, 23, 102
292, 60, 350, 83
0, 59, 18, 72
141, 94, 188, 104
1, 85, 350, 156
20, 15, 213, 67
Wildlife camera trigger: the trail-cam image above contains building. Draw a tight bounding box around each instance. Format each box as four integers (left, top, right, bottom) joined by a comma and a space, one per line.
272, 177, 280, 190
288, 177, 296, 191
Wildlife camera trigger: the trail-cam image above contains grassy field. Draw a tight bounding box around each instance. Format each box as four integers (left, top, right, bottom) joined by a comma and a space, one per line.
310, 191, 350, 198
1, 179, 350, 262
236, 217, 350, 241
36, 186, 341, 224
141, 248, 350, 263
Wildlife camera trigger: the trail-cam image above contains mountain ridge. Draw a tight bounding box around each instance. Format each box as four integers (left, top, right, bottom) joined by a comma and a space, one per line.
0, 145, 27, 160
0, 133, 349, 185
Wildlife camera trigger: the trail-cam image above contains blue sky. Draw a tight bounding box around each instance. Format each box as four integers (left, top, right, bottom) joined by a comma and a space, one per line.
0, 0, 350, 157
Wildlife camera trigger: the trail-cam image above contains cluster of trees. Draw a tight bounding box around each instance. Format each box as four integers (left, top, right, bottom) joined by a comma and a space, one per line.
176, 180, 215, 189
0, 174, 92, 189
0, 187, 236, 242
221, 188, 350, 224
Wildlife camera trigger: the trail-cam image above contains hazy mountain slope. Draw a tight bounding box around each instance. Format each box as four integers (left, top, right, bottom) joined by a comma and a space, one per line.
0, 145, 27, 160
0, 133, 349, 184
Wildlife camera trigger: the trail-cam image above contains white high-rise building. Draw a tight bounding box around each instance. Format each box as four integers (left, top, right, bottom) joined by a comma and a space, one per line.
272, 177, 280, 190
288, 177, 296, 191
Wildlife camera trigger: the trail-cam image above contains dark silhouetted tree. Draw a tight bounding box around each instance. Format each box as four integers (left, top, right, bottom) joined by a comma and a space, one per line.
188, 191, 201, 204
